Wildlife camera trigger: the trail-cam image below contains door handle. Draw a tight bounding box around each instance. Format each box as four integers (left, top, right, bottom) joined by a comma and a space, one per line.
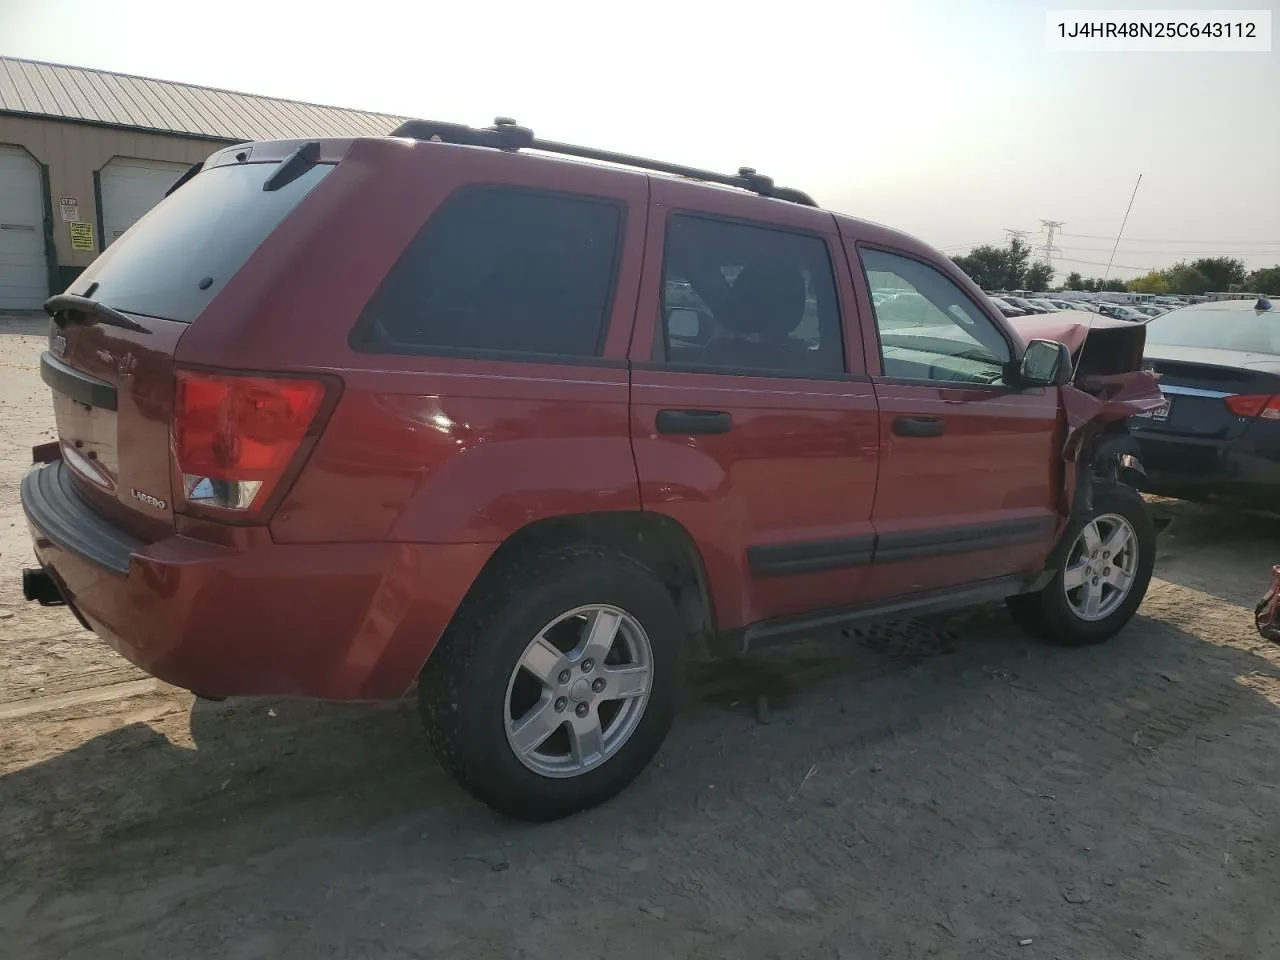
892, 415, 945, 438
656, 409, 732, 435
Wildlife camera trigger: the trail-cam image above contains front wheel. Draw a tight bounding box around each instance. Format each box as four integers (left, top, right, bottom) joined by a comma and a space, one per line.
1007, 486, 1155, 645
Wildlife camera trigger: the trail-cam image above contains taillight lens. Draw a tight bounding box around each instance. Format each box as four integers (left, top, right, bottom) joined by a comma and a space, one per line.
1225, 394, 1280, 420
173, 370, 328, 516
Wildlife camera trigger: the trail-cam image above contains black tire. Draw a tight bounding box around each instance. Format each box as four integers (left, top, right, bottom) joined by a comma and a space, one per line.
1006, 485, 1155, 646
419, 547, 682, 821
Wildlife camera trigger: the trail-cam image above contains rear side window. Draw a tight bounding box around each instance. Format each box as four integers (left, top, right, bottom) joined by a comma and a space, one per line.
353, 186, 623, 359
70, 161, 333, 323
658, 214, 845, 376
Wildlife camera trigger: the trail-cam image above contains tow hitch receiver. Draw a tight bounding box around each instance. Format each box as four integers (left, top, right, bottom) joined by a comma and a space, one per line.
22, 567, 64, 606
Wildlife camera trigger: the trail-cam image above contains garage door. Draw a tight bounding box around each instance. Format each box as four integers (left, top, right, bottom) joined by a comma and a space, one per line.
100, 158, 190, 248
0, 145, 48, 310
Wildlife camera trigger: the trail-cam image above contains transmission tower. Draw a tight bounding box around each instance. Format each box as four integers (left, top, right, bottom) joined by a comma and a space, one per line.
1039, 220, 1065, 264
1004, 228, 1031, 245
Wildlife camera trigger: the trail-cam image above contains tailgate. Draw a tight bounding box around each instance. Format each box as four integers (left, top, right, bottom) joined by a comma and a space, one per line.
42, 314, 185, 538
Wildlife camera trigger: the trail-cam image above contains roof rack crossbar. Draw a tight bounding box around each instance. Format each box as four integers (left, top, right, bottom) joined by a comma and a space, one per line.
388, 117, 816, 207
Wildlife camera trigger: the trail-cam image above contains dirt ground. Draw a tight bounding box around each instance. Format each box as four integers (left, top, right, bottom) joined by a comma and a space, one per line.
2, 313, 1279, 960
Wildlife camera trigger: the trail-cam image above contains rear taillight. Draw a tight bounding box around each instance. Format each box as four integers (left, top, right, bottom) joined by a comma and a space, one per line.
173, 369, 329, 518
1225, 394, 1280, 420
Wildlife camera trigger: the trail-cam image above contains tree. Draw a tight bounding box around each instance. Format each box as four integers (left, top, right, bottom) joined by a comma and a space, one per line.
1164, 261, 1212, 296
951, 245, 1009, 290
1064, 271, 1085, 291
1100, 277, 1128, 292
951, 239, 1033, 290
1247, 265, 1280, 294
1189, 257, 1247, 292
1023, 261, 1054, 291
1005, 239, 1031, 289
1127, 270, 1170, 294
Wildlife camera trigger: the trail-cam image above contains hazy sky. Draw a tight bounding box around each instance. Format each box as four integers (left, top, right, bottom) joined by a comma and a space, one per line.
3, 0, 1277, 277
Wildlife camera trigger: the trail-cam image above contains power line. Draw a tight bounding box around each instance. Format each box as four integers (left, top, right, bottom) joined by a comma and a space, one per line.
1056, 255, 1148, 272
1056, 244, 1280, 257
1060, 231, 1280, 245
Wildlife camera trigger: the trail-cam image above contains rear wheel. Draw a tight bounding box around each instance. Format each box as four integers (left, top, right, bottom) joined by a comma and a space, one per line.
1007, 486, 1155, 645
419, 548, 682, 821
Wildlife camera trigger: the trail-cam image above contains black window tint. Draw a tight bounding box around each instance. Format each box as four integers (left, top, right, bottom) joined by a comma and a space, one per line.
70, 162, 333, 323
355, 187, 622, 358
862, 249, 1013, 385
659, 214, 844, 376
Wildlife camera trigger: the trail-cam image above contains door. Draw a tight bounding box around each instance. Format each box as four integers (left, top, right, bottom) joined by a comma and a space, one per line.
99, 157, 190, 248
852, 244, 1061, 598
629, 180, 880, 631
0, 144, 48, 309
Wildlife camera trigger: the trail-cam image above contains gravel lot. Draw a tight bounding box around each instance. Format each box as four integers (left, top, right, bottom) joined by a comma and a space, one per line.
2, 313, 1279, 959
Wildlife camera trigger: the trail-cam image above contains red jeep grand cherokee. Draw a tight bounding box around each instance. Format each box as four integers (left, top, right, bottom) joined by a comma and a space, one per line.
21, 119, 1160, 820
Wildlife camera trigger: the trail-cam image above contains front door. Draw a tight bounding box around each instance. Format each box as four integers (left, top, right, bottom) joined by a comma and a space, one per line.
628, 181, 880, 631
850, 244, 1062, 598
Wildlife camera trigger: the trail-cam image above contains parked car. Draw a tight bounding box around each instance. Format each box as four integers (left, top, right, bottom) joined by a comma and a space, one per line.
1132, 305, 1171, 319
988, 295, 1028, 317
1130, 297, 1280, 507
1027, 298, 1063, 312
1002, 295, 1053, 315
1098, 302, 1148, 322
20, 118, 1161, 821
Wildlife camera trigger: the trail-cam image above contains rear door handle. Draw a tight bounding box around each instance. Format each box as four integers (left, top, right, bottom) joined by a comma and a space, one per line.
892, 415, 945, 438
656, 409, 732, 435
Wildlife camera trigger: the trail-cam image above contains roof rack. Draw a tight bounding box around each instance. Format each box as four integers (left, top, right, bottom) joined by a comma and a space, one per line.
388, 117, 817, 207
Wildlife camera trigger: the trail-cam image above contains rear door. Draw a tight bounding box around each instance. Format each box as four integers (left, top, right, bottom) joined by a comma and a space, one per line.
43, 145, 339, 538
628, 180, 879, 630
849, 244, 1061, 598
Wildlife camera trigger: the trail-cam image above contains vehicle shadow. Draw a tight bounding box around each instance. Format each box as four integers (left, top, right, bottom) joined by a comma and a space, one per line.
1149, 497, 1280, 607
3, 606, 1280, 959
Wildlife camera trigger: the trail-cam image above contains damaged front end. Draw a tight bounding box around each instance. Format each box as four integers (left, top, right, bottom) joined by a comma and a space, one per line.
1015, 315, 1166, 543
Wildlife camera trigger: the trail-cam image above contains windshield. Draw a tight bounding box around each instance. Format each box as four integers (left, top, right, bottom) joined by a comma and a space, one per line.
68, 160, 334, 323
1145, 305, 1280, 354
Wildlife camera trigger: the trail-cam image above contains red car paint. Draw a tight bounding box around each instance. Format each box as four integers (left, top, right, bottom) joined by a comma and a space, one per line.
23, 132, 1159, 700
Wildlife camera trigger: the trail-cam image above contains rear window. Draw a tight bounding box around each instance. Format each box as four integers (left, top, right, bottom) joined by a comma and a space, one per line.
69, 161, 333, 323
351, 186, 623, 360
1145, 305, 1280, 354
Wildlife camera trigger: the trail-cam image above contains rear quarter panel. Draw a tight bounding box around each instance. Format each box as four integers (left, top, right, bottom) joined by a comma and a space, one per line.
171, 139, 649, 544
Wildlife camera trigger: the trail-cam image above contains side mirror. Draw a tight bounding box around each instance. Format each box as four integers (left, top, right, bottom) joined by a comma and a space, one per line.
1018, 338, 1072, 387
667, 308, 703, 341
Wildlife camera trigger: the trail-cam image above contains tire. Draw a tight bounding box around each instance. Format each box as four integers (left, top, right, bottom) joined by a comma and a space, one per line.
419, 546, 682, 821
1007, 485, 1155, 646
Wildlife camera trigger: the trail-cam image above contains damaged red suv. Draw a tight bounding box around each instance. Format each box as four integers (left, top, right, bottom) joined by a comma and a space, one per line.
21, 119, 1165, 820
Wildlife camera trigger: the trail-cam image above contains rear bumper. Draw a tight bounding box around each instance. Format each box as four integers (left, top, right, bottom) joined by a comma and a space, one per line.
21, 460, 494, 700
1132, 431, 1280, 506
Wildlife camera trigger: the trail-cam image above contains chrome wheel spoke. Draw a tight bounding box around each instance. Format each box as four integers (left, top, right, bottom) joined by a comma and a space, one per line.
568, 713, 606, 769
1062, 561, 1089, 591
520, 636, 566, 686
579, 608, 622, 664
1101, 525, 1132, 560
509, 698, 562, 756
1082, 581, 1103, 619
1103, 564, 1132, 590
602, 663, 649, 700
1079, 520, 1102, 554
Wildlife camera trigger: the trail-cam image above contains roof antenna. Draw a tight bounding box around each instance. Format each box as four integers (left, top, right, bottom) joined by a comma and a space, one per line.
1071, 172, 1143, 380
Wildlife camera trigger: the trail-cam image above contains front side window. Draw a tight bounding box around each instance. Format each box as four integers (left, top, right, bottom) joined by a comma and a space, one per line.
354, 186, 623, 358
658, 214, 845, 376
862, 249, 1012, 384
